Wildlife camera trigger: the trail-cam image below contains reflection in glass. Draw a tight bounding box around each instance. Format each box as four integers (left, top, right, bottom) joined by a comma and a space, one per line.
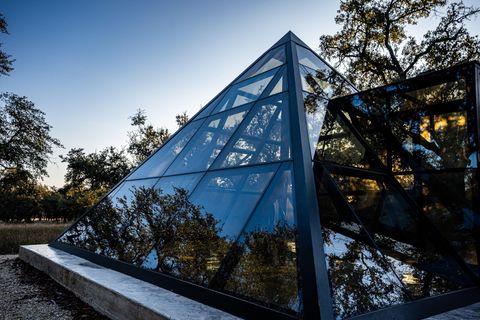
296, 45, 355, 100
189, 164, 278, 240
390, 79, 466, 111
218, 163, 300, 313
237, 45, 285, 82
60, 186, 231, 286
296, 45, 328, 71
213, 97, 290, 168
166, 107, 249, 175
213, 68, 278, 114
110, 178, 159, 206
59, 184, 162, 265
303, 93, 327, 159
391, 111, 470, 170
128, 120, 203, 179
417, 170, 479, 268
315, 110, 369, 168
316, 171, 471, 318
155, 173, 202, 196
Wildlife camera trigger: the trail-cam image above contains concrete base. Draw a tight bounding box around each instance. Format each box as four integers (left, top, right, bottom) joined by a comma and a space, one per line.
19, 244, 240, 320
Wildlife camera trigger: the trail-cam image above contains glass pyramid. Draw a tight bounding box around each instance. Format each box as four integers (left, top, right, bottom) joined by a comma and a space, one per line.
52, 32, 480, 319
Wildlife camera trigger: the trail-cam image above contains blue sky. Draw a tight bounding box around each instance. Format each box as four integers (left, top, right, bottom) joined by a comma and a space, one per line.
1, 0, 479, 187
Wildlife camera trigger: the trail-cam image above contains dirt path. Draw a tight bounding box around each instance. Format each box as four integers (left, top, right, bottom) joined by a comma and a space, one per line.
0, 255, 108, 320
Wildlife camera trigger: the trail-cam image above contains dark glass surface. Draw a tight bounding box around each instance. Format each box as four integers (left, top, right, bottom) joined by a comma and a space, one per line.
394, 170, 479, 269
188, 163, 278, 240
303, 92, 327, 159
212, 68, 279, 115
314, 110, 369, 168
237, 45, 285, 83
127, 120, 204, 179
222, 163, 300, 313
212, 95, 290, 168
165, 106, 250, 175
389, 79, 466, 111
315, 168, 473, 318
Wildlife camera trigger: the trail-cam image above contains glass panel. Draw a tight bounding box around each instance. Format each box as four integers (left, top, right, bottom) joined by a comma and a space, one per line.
389, 79, 466, 112
154, 173, 203, 196
237, 45, 285, 82
297, 45, 327, 70
300, 65, 353, 99
58, 179, 160, 265
128, 120, 203, 179
193, 91, 227, 120
213, 96, 290, 168
188, 164, 278, 240
417, 170, 479, 269
344, 89, 474, 172
296, 44, 355, 98
315, 110, 370, 168
136, 185, 231, 286
213, 68, 278, 114
110, 178, 159, 206
304, 92, 327, 159
265, 67, 287, 96
166, 106, 250, 175
222, 163, 301, 313
316, 170, 473, 318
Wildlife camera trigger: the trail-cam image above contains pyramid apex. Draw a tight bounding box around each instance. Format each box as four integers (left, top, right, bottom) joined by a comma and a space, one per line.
269, 31, 309, 50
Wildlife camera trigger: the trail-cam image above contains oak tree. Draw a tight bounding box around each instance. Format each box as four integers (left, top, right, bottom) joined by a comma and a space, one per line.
320, 0, 480, 89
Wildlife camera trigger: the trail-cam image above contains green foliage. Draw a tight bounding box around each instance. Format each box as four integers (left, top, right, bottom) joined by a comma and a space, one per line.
175, 111, 189, 127
0, 13, 14, 76
127, 109, 170, 165
0, 93, 63, 178
320, 0, 480, 89
61, 147, 132, 190
63, 187, 228, 284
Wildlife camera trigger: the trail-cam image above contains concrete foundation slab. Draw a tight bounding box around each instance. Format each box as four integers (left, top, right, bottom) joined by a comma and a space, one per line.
19, 244, 240, 320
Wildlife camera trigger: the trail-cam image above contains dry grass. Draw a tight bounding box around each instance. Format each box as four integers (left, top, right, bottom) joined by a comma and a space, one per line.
0, 223, 70, 254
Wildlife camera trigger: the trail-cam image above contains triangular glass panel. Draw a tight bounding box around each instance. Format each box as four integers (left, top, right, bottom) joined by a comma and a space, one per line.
58, 179, 160, 265
212, 67, 279, 115
314, 109, 371, 168
212, 94, 290, 169
296, 44, 355, 100
265, 66, 288, 97
127, 119, 204, 179
303, 92, 327, 159
165, 104, 251, 175
236, 45, 285, 83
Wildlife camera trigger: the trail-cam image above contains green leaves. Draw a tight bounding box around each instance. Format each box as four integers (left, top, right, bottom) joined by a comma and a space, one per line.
0, 93, 63, 178
0, 13, 14, 77
320, 0, 479, 89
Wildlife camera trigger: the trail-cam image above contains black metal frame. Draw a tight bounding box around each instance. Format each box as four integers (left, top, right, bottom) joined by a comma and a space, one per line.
50, 31, 480, 319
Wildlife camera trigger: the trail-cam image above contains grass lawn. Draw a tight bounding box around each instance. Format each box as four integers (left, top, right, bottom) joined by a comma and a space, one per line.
0, 223, 70, 254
